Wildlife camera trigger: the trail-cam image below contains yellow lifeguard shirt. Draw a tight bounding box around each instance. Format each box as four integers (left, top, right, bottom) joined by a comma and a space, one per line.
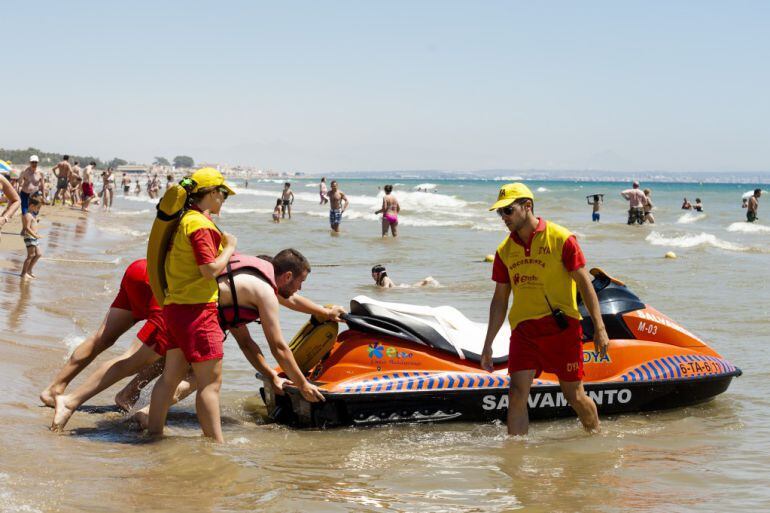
495, 219, 582, 331
164, 208, 223, 305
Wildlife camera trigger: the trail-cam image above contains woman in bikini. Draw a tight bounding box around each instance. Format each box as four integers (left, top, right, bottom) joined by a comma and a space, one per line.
375, 184, 400, 237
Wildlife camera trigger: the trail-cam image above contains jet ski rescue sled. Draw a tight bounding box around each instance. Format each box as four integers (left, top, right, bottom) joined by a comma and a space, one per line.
258, 269, 741, 428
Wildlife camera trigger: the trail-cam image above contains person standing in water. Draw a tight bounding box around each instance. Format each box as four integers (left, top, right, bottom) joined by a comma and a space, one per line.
281, 182, 294, 219
319, 177, 328, 205
21, 196, 44, 279
587, 194, 602, 222
620, 181, 646, 225
328, 180, 349, 233
643, 188, 655, 224
747, 189, 761, 222
147, 168, 237, 442
51, 155, 73, 206
68, 161, 82, 207
480, 183, 609, 436
375, 184, 400, 237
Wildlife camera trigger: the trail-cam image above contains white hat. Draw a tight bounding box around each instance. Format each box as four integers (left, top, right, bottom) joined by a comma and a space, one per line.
29, 155, 39, 163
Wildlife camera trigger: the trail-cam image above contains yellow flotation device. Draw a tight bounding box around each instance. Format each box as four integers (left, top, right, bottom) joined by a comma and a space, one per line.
289, 311, 339, 374
146, 180, 193, 305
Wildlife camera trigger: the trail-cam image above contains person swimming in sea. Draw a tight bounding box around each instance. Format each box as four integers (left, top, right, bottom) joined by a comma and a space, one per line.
372, 264, 438, 288
375, 184, 400, 237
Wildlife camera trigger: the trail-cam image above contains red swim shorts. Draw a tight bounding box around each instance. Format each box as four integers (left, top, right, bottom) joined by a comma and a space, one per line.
82, 182, 94, 198
137, 312, 170, 357
110, 259, 158, 321
163, 303, 224, 363
508, 315, 584, 382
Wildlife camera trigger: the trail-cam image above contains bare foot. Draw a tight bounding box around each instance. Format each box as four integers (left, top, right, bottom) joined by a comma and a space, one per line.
28, 273, 36, 279
21, 273, 33, 280
51, 394, 75, 431
131, 407, 150, 430
40, 387, 60, 408
114, 388, 139, 412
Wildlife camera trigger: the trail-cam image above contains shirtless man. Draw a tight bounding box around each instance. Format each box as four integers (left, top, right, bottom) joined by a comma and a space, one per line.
51, 155, 73, 205
620, 181, 646, 225
747, 189, 761, 223
328, 180, 349, 233
19, 156, 46, 233
81, 162, 96, 212
280, 182, 294, 219
120, 173, 131, 195
375, 184, 400, 237
50, 250, 345, 432
68, 161, 82, 206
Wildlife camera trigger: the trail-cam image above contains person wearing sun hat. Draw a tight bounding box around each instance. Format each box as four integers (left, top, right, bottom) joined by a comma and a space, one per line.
480, 182, 609, 436
147, 166, 237, 443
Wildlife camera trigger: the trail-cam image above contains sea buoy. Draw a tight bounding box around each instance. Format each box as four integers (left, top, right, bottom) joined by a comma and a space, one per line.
484, 254, 494, 262
664, 251, 677, 259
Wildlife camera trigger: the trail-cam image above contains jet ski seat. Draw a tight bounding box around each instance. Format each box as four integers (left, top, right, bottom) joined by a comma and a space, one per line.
347, 296, 510, 365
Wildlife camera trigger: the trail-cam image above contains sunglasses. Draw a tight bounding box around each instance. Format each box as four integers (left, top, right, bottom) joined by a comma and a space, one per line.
496, 205, 516, 217
217, 186, 230, 200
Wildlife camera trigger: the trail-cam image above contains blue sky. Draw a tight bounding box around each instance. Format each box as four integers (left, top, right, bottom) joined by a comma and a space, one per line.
2, 1, 768, 172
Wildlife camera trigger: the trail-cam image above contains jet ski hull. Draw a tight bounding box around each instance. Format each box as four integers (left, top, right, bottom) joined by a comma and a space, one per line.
261, 369, 740, 428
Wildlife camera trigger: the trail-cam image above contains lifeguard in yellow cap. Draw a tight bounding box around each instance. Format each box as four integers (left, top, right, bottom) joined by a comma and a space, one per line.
147, 167, 237, 443
480, 183, 609, 436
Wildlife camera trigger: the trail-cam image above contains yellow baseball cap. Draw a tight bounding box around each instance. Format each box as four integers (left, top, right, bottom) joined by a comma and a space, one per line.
190, 167, 236, 196
488, 182, 534, 211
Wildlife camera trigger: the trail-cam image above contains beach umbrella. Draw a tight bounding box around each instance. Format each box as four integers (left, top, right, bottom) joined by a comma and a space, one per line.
0, 160, 11, 172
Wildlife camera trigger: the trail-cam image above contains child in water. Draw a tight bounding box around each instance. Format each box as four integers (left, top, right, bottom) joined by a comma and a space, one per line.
372, 264, 395, 288
272, 198, 281, 223
587, 194, 603, 222
21, 196, 43, 279
372, 264, 439, 288
147, 168, 236, 443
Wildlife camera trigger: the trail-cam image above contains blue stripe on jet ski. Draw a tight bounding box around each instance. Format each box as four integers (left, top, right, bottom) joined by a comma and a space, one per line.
651, 360, 665, 379
436, 376, 445, 389
662, 358, 676, 378
447, 375, 455, 388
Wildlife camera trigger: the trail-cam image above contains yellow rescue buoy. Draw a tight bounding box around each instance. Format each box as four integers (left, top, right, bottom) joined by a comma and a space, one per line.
289, 312, 339, 374
665, 251, 677, 259
484, 254, 494, 262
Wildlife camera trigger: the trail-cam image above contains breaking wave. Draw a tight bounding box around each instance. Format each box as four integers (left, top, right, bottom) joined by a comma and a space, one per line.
677, 212, 707, 224
645, 231, 747, 251
726, 222, 770, 233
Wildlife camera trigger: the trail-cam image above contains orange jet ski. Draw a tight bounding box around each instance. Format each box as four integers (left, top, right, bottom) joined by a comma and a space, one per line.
258, 269, 741, 428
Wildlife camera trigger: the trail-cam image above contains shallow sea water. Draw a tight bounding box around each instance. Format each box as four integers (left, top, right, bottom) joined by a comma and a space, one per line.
1, 178, 768, 512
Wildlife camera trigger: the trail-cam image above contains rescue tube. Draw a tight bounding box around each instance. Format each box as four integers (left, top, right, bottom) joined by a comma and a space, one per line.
289, 312, 339, 374
146, 182, 192, 304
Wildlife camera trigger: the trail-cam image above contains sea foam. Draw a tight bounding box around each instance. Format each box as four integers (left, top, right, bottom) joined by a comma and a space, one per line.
676, 212, 707, 224
645, 231, 747, 251
726, 222, 770, 233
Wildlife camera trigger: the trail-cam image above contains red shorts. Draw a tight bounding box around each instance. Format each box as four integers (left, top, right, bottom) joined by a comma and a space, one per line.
163, 303, 224, 363
110, 260, 158, 321
508, 315, 584, 381
82, 182, 94, 198
137, 312, 170, 356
